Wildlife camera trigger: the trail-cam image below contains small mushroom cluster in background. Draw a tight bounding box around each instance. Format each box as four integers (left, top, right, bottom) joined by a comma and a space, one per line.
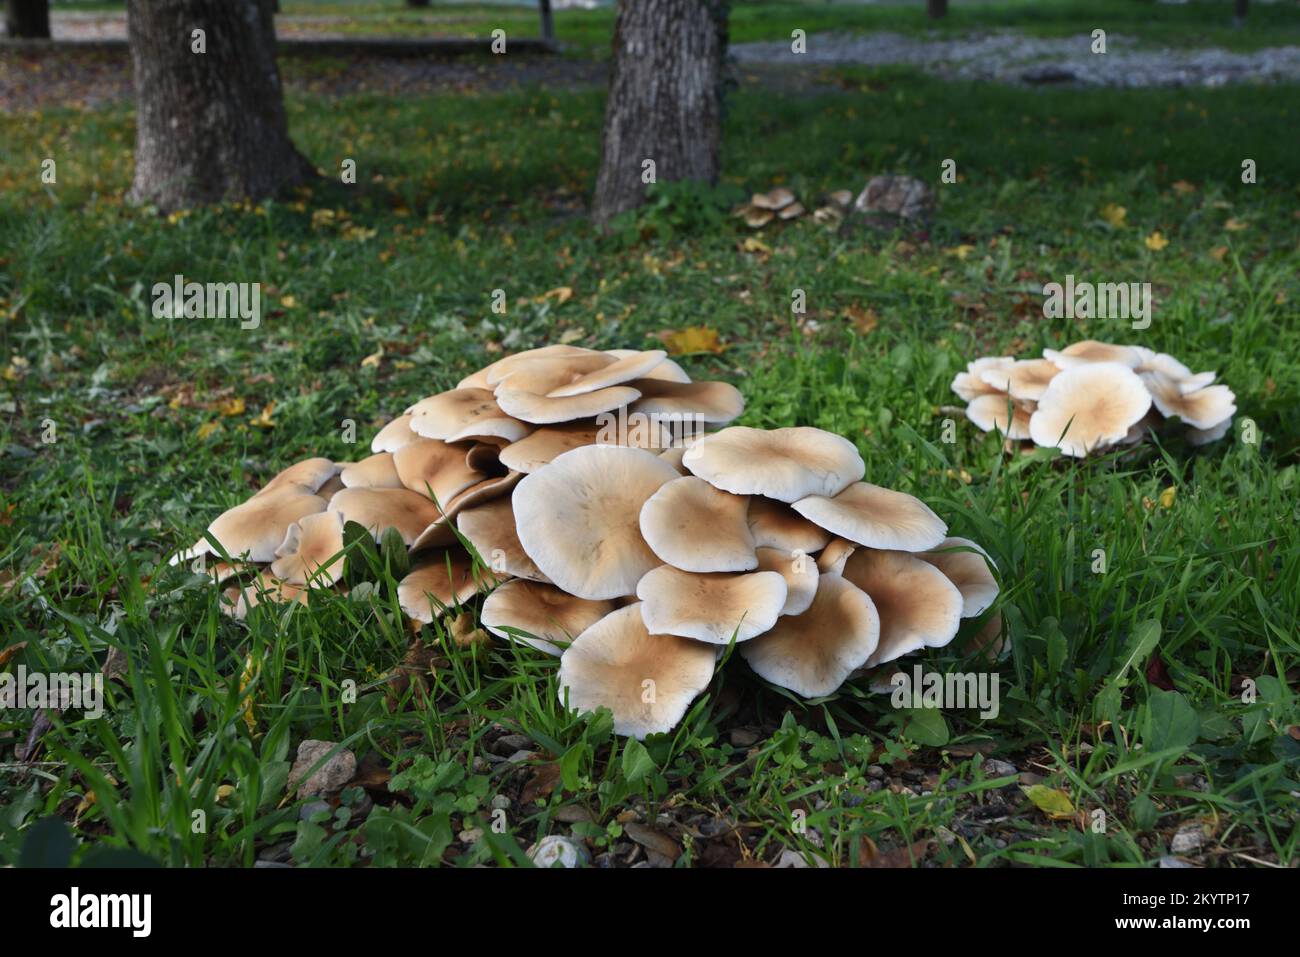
171, 344, 743, 624
172, 345, 999, 741
733, 187, 805, 228
952, 340, 1238, 457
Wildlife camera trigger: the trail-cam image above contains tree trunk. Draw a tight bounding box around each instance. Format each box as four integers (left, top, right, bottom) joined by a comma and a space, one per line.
539, 0, 554, 46
591, 0, 727, 227
4, 0, 50, 38
126, 0, 314, 212
927, 0, 948, 20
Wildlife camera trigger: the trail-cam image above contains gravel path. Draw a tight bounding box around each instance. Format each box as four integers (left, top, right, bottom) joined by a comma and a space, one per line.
732, 31, 1300, 87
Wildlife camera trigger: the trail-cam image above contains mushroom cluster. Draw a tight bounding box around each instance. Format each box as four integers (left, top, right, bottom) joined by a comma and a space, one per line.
952, 340, 1237, 457
172, 345, 998, 740
733, 187, 806, 229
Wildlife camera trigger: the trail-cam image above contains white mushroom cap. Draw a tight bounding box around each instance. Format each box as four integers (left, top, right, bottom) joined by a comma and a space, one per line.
480, 579, 616, 655
548, 350, 667, 397
340, 452, 404, 490
738, 574, 880, 698
1136, 352, 1217, 394
966, 394, 1035, 440
755, 546, 819, 616
628, 380, 745, 425
205, 488, 328, 563
1143, 372, 1237, 430
257, 457, 340, 497
1043, 340, 1142, 369
918, 537, 999, 618
816, 537, 858, 575
792, 482, 947, 552
747, 496, 831, 554
496, 385, 642, 425
639, 476, 756, 573
456, 497, 548, 582
472, 345, 606, 389
840, 549, 964, 668
371, 414, 421, 454
606, 349, 691, 383
270, 510, 346, 587
393, 439, 486, 503
636, 565, 787, 644
951, 357, 1014, 402
498, 418, 667, 474
397, 550, 488, 623
558, 603, 717, 739
752, 187, 796, 210
408, 388, 533, 444
1027, 362, 1152, 457
683, 426, 865, 503
979, 358, 1060, 402
513, 445, 679, 600
1186, 417, 1234, 446
410, 471, 523, 551
328, 487, 446, 545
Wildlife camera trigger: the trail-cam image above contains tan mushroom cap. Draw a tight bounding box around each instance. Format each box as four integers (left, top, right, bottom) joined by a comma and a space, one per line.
778, 201, 806, 221
1136, 352, 1217, 394
470, 345, 605, 389
639, 476, 757, 573
966, 394, 1034, 440
464, 441, 505, 473
755, 546, 819, 616
841, 549, 964, 668
397, 550, 488, 623
637, 565, 786, 644
743, 207, 775, 228
410, 471, 523, 551
558, 603, 718, 740
1043, 340, 1141, 369
498, 419, 666, 474
204, 487, 328, 563
1143, 372, 1237, 430
393, 439, 487, 503
980, 358, 1060, 402
456, 496, 548, 582
547, 350, 667, 398
747, 496, 831, 554
792, 482, 947, 552
628, 380, 745, 425
480, 579, 616, 656
222, 572, 311, 620
496, 385, 642, 425
683, 426, 865, 503
491, 352, 617, 395
340, 452, 404, 490
408, 388, 532, 444
752, 187, 796, 210
918, 537, 999, 618
1027, 362, 1152, 457
658, 446, 688, 472
328, 487, 445, 545
738, 574, 880, 698
607, 349, 691, 383
257, 457, 340, 497
371, 414, 421, 454
817, 537, 858, 575
270, 510, 346, 587
513, 445, 679, 600
951, 357, 1014, 402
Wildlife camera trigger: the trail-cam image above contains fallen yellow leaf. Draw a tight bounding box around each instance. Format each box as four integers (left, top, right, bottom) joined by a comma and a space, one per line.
1170, 180, 1196, 195
197, 421, 222, 440
1022, 784, 1076, 820
1159, 486, 1176, 509
280, 295, 297, 309
541, 286, 573, 306
1144, 231, 1169, 251
1209, 246, 1229, 261
657, 325, 725, 356
250, 402, 275, 428
218, 397, 246, 417
1224, 218, 1248, 232
1100, 203, 1128, 228
947, 244, 976, 261
361, 346, 384, 369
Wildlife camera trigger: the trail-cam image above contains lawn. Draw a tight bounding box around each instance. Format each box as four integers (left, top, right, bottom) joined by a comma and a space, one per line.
0, 63, 1297, 867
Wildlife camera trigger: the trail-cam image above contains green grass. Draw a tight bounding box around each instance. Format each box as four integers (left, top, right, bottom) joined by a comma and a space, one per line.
1, 66, 1297, 867
47, 0, 1300, 52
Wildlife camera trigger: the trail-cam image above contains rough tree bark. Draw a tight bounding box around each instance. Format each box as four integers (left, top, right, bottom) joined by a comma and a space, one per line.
4, 0, 50, 38
126, 0, 314, 212
590, 0, 728, 227
927, 0, 948, 20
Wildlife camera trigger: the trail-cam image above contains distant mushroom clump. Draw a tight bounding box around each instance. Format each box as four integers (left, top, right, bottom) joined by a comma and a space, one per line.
733, 187, 806, 229
173, 345, 998, 740
952, 340, 1237, 457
